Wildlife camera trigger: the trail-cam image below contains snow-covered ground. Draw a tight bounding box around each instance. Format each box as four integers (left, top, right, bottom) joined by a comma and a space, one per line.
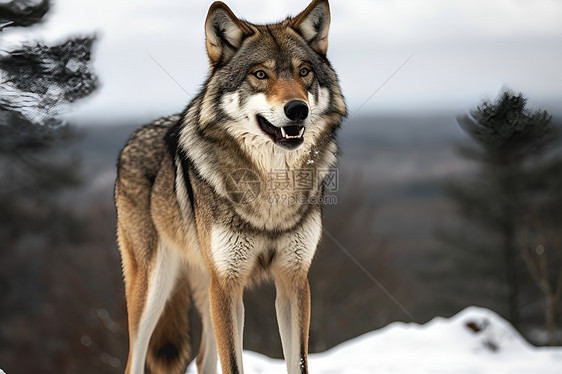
0, 307, 559, 373
184, 306, 562, 374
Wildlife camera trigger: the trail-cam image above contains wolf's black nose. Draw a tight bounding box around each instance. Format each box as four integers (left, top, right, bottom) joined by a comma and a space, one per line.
284, 100, 309, 122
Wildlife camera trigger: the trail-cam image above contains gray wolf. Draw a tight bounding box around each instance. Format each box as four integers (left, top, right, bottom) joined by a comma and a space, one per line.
115, 1, 346, 373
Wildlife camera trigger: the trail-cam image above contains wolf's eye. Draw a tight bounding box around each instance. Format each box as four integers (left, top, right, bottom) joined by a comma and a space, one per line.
253, 70, 268, 79
299, 67, 311, 77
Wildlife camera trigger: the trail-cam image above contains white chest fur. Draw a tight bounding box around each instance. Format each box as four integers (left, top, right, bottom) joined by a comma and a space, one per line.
210, 209, 322, 279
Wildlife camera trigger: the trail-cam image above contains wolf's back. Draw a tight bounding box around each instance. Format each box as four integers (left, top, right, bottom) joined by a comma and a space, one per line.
116, 115, 180, 190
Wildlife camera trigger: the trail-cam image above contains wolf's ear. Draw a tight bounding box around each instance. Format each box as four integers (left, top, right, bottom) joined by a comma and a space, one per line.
205, 2, 253, 67
291, 0, 331, 55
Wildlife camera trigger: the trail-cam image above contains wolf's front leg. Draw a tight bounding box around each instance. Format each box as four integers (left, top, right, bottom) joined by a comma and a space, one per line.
203, 224, 255, 373
273, 269, 311, 374
209, 273, 245, 374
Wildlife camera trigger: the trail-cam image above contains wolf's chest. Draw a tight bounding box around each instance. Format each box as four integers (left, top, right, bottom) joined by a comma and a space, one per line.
208, 207, 322, 280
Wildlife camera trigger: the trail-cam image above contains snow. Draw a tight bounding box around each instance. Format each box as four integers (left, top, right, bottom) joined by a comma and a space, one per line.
185, 306, 562, 374
0, 307, 559, 373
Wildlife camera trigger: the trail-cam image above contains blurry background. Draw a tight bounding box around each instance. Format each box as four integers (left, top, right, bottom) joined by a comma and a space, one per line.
1, 0, 561, 373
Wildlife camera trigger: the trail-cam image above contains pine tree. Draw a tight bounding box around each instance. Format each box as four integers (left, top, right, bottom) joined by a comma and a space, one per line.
0, 0, 49, 29
0, 6, 100, 371
444, 89, 558, 331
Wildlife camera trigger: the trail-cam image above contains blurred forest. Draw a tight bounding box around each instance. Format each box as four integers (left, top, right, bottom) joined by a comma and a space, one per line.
1, 3, 561, 373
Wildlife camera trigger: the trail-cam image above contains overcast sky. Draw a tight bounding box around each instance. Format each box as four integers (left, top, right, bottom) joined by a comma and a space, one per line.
2, 0, 561, 123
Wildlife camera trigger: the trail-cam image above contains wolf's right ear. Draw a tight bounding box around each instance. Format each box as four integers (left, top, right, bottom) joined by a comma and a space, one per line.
205, 2, 253, 67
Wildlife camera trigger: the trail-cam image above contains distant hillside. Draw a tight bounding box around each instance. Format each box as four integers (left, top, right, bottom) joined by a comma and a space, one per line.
341, 113, 468, 147
71, 113, 469, 175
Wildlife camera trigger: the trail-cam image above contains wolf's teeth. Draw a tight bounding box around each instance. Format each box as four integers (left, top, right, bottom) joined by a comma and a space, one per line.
280, 127, 287, 138
299, 127, 305, 137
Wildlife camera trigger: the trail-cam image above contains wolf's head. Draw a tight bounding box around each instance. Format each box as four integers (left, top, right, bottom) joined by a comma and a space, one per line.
196, 0, 346, 158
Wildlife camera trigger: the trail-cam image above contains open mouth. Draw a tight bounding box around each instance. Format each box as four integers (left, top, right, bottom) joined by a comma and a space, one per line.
256, 115, 305, 150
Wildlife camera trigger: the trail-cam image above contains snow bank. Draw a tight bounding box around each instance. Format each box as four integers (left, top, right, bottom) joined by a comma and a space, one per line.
187, 306, 562, 373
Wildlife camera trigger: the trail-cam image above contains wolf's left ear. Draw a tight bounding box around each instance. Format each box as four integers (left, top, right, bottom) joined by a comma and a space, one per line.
291, 0, 331, 55
205, 2, 254, 67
